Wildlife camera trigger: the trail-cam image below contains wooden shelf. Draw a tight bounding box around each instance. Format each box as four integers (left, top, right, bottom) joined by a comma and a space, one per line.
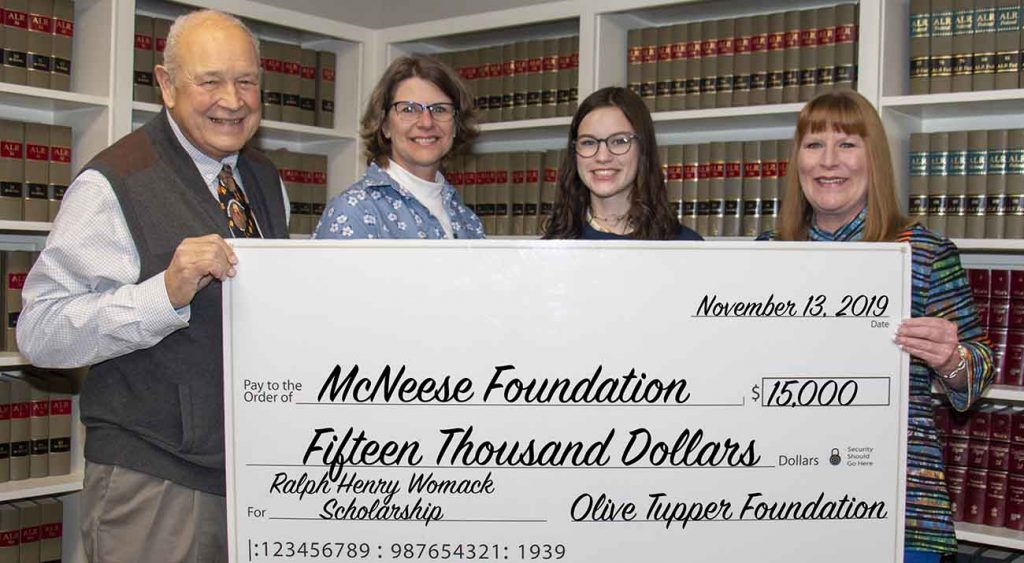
956, 521, 1024, 551
0, 220, 51, 234
0, 353, 29, 368
0, 472, 83, 502
132, 102, 357, 144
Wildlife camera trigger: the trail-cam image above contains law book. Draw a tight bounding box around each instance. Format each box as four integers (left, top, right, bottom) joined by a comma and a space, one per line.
949, 465, 970, 521
460, 155, 477, 217
684, 21, 702, 110
776, 139, 792, 227
798, 9, 819, 101
760, 140, 779, 235
524, 152, 542, 236
486, 46, 505, 122
968, 129, 990, 237
741, 140, 762, 237
2, 374, 29, 480
25, 0, 51, 90
700, 20, 718, 109
555, 39, 571, 117
33, 498, 58, 563
541, 40, 558, 119
658, 146, 668, 202
1004, 332, 1024, 385
834, 4, 858, 90
814, 7, 835, 96
669, 23, 687, 111
315, 50, 335, 129
260, 41, 283, 121
655, 25, 673, 112
947, 130, 969, 238
766, 14, 785, 104
474, 154, 492, 234
12, 500, 38, 563
525, 40, 544, 119
494, 152, 511, 235
928, 132, 951, 235
3, 252, 29, 353
722, 141, 742, 236
501, 43, 516, 121
910, 133, 931, 228
988, 128, 1009, 238
298, 49, 317, 126
911, 0, 933, 94
975, 0, 999, 90
639, 28, 657, 111
471, 50, 489, 120
567, 36, 579, 113
996, 0, 1021, 88
966, 467, 991, 523
0, 504, 17, 563
715, 18, 735, 108
132, 15, 154, 102
732, 17, 752, 107
931, 0, 956, 92
0, 380, 9, 483
708, 141, 726, 237
666, 145, 683, 225
513, 41, 529, 120
696, 143, 710, 235
987, 469, 1010, 526
952, 0, 976, 93
308, 153, 327, 235
541, 150, 559, 228
22, 122, 47, 223
279, 43, 302, 124
749, 15, 769, 106
1008, 473, 1024, 529
1007, 129, 1024, 238
42, 382, 67, 477
49, 0, 70, 91
782, 10, 802, 103
152, 18, 170, 102
682, 144, 698, 232
20, 375, 46, 479
508, 152, 525, 236
0, 121, 22, 221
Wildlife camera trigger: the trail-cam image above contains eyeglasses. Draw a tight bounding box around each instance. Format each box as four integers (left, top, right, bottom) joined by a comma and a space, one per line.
573, 133, 639, 158
390, 101, 457, 122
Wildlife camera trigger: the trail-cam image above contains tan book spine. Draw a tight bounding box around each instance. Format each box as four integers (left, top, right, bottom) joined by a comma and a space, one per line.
930, 0, 955, 93
766, 13, 785, 104
733, 16, 752, 107
946, 130, 968, 238
3, 373, 29, 480
640, 28, 658, 111
513, 42, 529, 120
760, 140, 779, 234
1007, 129, 1024, 238
975, 0, 998, 90
685, 22, 702, 110
261, 42, 283, 121
783, 11, 802, 103
12, 500, 39, 563
723, 141, 743, 236
45, 388, 69, 476
279, 151, 304, 235
910, 133, 931, 228
299, 49, 317, 126
480, 154, 496, 234
835, 3, 859, 90
996, 0, 1021, 88
568, 36, 578, 113
470, 50, 488, 121
526, 40, 544, 119
708, 141, 726, 236
24, 378, 46, 479
49, 0, 71, 91
696, 143, 710, 235
152, 18, 170, 102
967, 130, 989, 237
815, 7, 836, 95
461, 155, 477, 217
303, 153, 326, 236
669, 24, 687, 111
658, 147, 668, 208
700, 20, 719, 109
988, 129, 1009, 237
0, 381, 9, 482
280, 44, 303, 124
952, 0, 976, 92
741, 140, 762, 237
776, 139, 792, 232
494, 152, 511, 235
0, 122, 22, 221
541, 150, 559, 229
509, 152, 525, 236
22, 123, 47, 223
524, 152, 542, 235
26, 0, 51, 89
133, 15, 153, 102
504, 43, 518, 121
911, 0, 933, 94
0, 504, 17, 562
667, 145, 683, 224
682, 144, 698, 231
487, 46, 504, 123
541, 40, 558, 118
315, 50, 336, 128
799, 9, 819, 101
655, 26, 673, 112
749, 15, 768, 106
715, 19, 735, 108
4, 1, 28, 85
929, 132, 951, 235
33, 498, 59, 563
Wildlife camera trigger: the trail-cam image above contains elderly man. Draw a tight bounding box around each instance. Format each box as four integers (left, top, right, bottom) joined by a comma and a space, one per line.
16, 9, 287, 562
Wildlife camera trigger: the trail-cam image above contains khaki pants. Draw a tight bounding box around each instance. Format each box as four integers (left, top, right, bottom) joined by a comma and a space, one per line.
81, 461, 227, 563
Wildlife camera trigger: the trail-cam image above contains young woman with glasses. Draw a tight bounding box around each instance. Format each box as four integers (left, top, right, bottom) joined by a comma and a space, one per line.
543, 86, 701, 240
313, 55, 484, 239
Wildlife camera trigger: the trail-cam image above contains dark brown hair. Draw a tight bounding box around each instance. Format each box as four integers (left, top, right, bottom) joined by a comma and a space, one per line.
360, 55, 479, 168
542, 86, 679, 240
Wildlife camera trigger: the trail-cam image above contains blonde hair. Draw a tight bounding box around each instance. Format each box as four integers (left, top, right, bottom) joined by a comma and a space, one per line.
776, 89, 907, 242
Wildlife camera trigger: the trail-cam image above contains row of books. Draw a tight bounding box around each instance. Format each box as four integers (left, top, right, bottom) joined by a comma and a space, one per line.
0, 121, 71, 224
935, 403, 1024, 529
265, 149, 328, 236
0, 0, 74, 92
968, 267, 1024, 386
432, 35, 579, 124
0, 496, 62, 563
3, 252, 35, 354
0, 371, 72, 483
134, 15, 337, 129
909, 130, 1024, 240
909, 0, 1024, 95
657, 139, 792, 238
627, 4, 859, 112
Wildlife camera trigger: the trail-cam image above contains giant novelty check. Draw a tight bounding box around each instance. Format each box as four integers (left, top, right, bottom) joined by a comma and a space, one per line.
223, 240, 910, 562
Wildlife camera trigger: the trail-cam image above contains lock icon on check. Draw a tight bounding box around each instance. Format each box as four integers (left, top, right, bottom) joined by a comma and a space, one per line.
830, 448, 842, 466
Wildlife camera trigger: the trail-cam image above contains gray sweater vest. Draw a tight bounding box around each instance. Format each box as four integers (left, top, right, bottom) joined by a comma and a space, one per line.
79, 111, 286, 495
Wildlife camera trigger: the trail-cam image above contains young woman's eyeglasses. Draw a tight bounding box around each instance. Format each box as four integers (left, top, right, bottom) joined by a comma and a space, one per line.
573, 133, 638, 158
390, 101, 457, 122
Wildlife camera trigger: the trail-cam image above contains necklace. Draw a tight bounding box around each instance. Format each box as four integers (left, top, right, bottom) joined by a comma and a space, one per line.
587, 208, 633, 235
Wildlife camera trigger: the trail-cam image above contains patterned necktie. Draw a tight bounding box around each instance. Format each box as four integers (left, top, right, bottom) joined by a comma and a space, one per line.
216, 164, 261, 238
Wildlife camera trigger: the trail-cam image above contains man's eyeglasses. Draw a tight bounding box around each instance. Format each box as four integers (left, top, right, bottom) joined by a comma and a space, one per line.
573, 133, 639, 158
390, 101, 457, 122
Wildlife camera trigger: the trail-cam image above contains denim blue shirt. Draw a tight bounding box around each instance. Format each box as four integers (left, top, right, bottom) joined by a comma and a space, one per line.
312, 162, 485, 239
